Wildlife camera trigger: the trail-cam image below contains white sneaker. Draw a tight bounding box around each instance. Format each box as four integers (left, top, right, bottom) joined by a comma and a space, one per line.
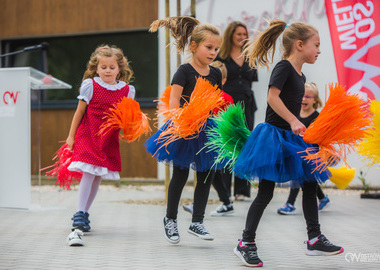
211, 203, 235, 216
67, 229, 84, 246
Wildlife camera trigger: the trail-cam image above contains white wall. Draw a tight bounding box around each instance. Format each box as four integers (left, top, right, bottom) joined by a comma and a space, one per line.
157, 0, 378, 187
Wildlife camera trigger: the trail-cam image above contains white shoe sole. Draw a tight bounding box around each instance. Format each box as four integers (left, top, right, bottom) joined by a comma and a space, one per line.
163, 230, 180, 244
277, 210, 296, 215
210, 210, 235, 216
187, 229, 214, 240
306, 248, 344, 256
68, 239, 84, 246
234, 247, 263, 267
319, 202, 331, 211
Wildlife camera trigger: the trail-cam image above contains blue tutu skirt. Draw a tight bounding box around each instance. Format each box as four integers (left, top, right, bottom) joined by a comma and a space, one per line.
144, 119, 225, 172
234, 123, 330, 185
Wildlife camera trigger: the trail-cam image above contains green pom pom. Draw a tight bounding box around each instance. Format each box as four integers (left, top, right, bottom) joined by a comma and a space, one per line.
206, 103, 250, 170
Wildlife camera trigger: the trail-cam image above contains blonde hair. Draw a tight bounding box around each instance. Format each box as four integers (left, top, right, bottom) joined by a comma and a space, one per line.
149, 16, 221, 53
242, 19, 318, 68
219, 21, 248, 60
210, 61, 227, 80
305, 82, 322, 109
82, 44, 134, 84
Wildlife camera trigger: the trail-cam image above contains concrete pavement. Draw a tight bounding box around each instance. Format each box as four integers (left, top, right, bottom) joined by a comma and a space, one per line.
0, 184, 379, 269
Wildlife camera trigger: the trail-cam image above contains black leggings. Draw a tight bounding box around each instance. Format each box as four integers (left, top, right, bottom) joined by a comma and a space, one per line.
243, 179, 321, 242
286, 185, 325, 205
166, 166, 214, 223
212, 170, 251, 203
212, 170, 232, 205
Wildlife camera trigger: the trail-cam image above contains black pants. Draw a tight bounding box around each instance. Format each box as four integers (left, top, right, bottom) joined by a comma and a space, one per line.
166, 166, 214, 223
286, 185, 325, 205
213, 170, 251, 203
242, 179, 321, 242
212, 170, 231, 205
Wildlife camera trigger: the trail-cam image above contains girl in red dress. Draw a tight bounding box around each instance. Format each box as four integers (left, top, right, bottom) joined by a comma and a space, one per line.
66, 45, 134, 246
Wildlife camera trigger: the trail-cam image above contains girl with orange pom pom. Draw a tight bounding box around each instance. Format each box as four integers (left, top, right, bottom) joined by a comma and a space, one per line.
145, 17, 224, 244
231, 21, 343, 267
277, 82, 331, 216
65, 45, 134, 245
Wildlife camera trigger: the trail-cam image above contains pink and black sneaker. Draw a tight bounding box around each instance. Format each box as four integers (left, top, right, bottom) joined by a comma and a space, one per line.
234, 239, 263, 267
306, 234, 344, 256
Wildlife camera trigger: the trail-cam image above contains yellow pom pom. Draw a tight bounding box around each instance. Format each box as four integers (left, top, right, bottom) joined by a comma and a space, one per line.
358, 99, 380, 166
328, 166, 355, 189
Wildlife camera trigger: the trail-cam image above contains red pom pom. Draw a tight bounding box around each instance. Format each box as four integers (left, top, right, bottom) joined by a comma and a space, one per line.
41, 142, 82, 190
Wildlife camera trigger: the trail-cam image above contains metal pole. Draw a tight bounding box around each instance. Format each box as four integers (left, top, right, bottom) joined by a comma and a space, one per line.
176, 0, 181, 67
164, 0, 171, 199
191, 0, 195, 17
190, 0, 197, 189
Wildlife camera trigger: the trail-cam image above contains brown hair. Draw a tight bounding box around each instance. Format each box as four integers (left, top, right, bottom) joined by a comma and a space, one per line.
149, 16, 221, 53
305, 82, 322, 109
218, 21, 248, 60
210, 61, 227, 80
82, 44, 133, 84
242, 19, 318, 68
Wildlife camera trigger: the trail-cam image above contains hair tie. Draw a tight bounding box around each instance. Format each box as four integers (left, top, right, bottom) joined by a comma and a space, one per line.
286, 24, 290, 28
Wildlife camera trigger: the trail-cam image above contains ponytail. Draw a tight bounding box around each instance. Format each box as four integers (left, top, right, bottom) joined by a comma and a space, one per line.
149, 16, 200, 52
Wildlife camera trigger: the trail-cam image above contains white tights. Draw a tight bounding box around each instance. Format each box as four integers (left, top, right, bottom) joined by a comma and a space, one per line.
77, 172, 102, 213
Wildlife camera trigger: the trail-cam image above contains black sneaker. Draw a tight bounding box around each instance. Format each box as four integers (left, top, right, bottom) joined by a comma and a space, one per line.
188, 223, 214, 240
234, 240, 263, 267
210, 203, 235, 216
163, 217, 180, 244
306, 234, 344, 256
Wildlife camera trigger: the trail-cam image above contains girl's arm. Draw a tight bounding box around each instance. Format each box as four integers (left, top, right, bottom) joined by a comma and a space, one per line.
66, 100, 88, 151
267, 86, 306, 136
169, 84, 183, 109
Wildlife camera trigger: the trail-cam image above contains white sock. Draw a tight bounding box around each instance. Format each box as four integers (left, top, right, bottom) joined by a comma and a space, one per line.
84, 176, 102, 212
77, 172, 96, 212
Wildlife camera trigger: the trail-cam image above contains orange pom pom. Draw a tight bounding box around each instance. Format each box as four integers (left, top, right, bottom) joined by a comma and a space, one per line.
302, 83, 371, 172
99, 97, 151, 143
158, 77, 224, 148
157, 85, 173, 122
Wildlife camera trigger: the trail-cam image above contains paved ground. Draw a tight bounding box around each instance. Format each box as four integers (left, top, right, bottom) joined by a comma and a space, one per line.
0, 183, 379, 270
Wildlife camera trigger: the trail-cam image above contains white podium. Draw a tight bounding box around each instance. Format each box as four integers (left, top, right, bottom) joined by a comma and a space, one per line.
0, 67, 71, 209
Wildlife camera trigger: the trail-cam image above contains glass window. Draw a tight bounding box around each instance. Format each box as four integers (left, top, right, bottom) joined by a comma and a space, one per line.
1, 30, 158, 101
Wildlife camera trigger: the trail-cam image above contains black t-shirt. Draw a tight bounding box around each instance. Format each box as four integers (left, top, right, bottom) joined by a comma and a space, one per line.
215, 56, 257, 93
171, 63, 222, 107
298, 110, 319, 128
265, 60, 306, 130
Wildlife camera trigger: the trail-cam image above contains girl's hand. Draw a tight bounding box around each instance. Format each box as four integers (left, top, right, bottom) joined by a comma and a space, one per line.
169, 84, 183, 109
290, 119, 306, 136
66, 136, 75, 151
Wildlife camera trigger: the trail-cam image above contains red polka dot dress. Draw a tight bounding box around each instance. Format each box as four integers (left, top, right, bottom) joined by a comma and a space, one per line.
68, 77, 135, 180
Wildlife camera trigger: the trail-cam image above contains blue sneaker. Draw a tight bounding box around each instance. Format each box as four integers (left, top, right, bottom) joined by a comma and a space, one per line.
71, 211, 86, 231
83, 212, 91, 232
277, 203, 296, 215
318, 195, 331, 211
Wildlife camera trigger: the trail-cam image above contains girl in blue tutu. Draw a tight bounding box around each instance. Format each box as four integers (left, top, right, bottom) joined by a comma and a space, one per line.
231, 20, 344, 267
145, 16, 223, 244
